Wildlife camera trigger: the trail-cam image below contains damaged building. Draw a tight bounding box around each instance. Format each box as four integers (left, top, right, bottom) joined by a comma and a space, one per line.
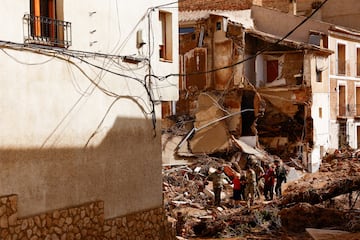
252, 5, 360, 171
244, 18, 333, 172
173, 6, 334, 172
176, 10, 262, 157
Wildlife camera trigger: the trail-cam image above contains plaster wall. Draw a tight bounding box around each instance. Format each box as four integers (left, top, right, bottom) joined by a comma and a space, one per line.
329, 121, 340, 149
0, 49, 164, 219
251, 5, 331, 43
0, 0, 179, 219
327, 34, 360, 149
309, 54, 330, 170
321, 0, 360, 31
328, 35, 360, 77
3, 0, 179, 101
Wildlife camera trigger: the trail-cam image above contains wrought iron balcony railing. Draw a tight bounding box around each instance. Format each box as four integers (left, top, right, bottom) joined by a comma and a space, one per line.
23, 14, 72, 48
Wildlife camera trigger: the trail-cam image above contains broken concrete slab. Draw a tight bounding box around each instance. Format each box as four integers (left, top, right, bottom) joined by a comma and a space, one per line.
189, 93, 231, 154
231, 135, 264, 158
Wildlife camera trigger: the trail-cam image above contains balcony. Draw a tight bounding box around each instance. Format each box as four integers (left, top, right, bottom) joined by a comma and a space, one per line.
23, 14, 72, 48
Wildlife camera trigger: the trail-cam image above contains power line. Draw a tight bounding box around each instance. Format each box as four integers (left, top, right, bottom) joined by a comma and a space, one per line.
163, 0, 330, 79
152, 0, 185, 9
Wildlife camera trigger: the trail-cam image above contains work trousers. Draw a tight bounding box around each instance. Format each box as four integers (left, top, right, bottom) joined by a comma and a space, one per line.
275, 178, 285, 197
264, 183, 274, 200
213, 187, 222, 206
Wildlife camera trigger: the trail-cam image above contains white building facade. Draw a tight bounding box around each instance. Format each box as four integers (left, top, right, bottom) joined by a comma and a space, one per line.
0, 0, 178, 238
328, 26, 360, 150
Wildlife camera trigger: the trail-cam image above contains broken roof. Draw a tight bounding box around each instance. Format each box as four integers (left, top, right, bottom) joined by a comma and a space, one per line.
246, 28, 333, 54
179, 10, 254, 29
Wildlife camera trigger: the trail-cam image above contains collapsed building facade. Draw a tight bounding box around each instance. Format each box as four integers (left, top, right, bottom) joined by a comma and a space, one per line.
252, 5, 360, 170
177, 10, 261, 157
174, 6, 335, 172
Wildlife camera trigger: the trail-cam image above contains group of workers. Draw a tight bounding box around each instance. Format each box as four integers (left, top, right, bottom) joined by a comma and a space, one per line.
206, 155, 288, 207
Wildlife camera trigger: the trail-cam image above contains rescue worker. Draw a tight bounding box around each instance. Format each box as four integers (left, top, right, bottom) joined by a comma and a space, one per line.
245, 166, 257, 207
206, 166, 230, 206
263, 163, 275, 201
274, 159, 287, 198
249, 155, 264, 199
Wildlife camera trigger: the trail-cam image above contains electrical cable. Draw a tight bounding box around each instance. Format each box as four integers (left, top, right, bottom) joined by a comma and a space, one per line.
0, 48, 55, 65
162, 0, 330, 80
152, 0, 185, 9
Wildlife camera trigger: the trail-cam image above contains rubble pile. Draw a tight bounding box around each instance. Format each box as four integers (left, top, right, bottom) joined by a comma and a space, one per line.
163, 156, 285, 239
279, 202, 359, 233
162, 146, 360, 239
281, 147, 360, 207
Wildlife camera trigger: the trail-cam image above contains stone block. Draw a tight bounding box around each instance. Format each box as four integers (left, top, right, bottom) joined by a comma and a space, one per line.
0, 215, 8, 228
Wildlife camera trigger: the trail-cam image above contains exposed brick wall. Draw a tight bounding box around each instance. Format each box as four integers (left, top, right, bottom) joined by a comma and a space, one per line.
0, 194, 175, 240
179, 0, 253, 11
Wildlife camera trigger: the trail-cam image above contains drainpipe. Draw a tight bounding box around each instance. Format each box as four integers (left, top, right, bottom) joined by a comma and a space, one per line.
148, 11, 152, 92
304, 104, 310, 172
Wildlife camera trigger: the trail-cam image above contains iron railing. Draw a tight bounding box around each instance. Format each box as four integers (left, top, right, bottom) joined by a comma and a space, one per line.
23, 14, 72, 48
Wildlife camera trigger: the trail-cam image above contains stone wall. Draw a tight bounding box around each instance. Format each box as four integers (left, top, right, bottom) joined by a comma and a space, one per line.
0, 194, 175, 240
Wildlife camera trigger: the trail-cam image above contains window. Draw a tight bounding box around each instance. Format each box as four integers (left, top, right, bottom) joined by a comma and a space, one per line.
308, 32, 328, 48
159, 11, 173, 61
309, 33, 321, 46
356, 86, 360, 116
216, 22, 222, 31
30, 0, 56, 38
179, 27, 195, 35
337, 43, 346, 75
24, 0, 71, 48
339, 121, 347, 147
319, 107, 322, 118
266, 60, 278, 83
357, 126, 360, 148
338, 85, 346, 116
357, 48, 360, 76
316, 70, 322, 82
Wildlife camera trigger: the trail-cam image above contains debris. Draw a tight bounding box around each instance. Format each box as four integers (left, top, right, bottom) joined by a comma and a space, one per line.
306, 228, 360, 240
280, 150, 360, 206
280, 203, 347, 232
162, 133, 360, 239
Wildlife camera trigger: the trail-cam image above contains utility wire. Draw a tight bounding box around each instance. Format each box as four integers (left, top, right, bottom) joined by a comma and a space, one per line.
163, 0, 330, 79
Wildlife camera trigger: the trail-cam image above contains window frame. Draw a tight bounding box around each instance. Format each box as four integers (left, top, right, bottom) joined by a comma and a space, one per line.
337, 42, 346, 75
356, 47, 360, 77
25, 0, 70, 48
159, 11, 173, 62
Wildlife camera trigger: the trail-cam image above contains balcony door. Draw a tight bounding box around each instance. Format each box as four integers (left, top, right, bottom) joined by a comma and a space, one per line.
30, 0, 56, 40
